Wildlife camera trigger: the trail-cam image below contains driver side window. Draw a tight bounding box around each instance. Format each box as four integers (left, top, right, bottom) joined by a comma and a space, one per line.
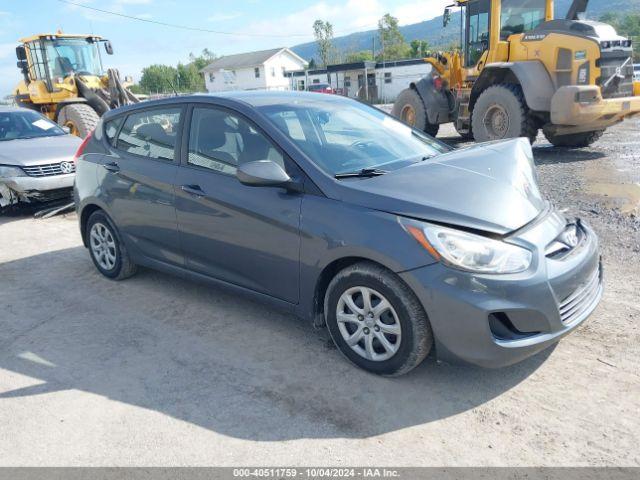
187, 106, 285, 176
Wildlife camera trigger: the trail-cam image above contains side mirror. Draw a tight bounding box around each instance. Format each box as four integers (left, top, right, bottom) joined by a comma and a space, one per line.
61, 126, 71, 134
104, 41, 114, 55
236, 160, 292, 188
443, 7, 451, 27
16, 46, 27, 61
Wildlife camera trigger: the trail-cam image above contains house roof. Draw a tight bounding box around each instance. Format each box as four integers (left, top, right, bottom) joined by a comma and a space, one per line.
201, 48, 307, 73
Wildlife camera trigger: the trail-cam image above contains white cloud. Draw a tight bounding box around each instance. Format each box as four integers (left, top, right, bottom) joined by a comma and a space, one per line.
208, 12, 242, 22
242, 0, 450, 42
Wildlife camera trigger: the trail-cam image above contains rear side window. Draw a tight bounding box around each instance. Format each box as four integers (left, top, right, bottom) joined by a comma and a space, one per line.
104, 117, 123, 146
115, 107, 182, 161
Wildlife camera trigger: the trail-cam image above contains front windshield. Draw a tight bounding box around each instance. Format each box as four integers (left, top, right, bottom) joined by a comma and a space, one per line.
500, 0, 547, 40
0, 111, 66, 141
44, 38, 104, 78
257, 99, 449, 177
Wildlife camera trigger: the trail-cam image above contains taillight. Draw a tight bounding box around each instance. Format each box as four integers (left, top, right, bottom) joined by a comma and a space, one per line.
73, 131, 93, 164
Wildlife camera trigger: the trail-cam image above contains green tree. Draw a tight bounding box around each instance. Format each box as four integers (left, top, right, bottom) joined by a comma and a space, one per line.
377, 13, 410, 60
344, 50, 374, 62
313, 19, 335, 66
409, 39, 430, 58
139, 64, 179, 94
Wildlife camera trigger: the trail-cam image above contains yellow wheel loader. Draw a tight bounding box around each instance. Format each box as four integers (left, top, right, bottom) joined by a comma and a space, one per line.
392, 0, 640, 147
13, 32, 139, 138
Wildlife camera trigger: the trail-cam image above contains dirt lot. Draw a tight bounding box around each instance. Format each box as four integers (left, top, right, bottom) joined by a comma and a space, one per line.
0, 119, 639, 466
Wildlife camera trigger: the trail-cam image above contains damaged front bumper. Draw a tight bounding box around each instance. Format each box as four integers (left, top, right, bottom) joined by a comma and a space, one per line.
0, 174, 75, 206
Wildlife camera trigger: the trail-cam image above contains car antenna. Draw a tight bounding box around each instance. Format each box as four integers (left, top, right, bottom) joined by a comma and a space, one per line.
165, 79, 179, 96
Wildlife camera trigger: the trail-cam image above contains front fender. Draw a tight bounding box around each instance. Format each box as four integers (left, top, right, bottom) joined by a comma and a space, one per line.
472, 62, 555, 112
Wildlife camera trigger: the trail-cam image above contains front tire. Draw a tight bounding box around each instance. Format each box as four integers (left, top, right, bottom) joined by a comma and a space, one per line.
86, 211, 137, 280
58, 103, 99, 138
392, 88, 440, 137
542, 128, 604, 148
471, 84, 538, 144
324, 262, 433, 376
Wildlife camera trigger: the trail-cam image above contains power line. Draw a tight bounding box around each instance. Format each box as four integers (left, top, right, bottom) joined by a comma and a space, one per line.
55, 0, 374, 39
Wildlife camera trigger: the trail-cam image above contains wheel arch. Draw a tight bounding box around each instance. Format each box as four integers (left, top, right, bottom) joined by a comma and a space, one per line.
410, 76, 452, 125
79, 202, 113, 248
470, 62, 555, 113
53, 98, 90, 122
311, 256, 408, 327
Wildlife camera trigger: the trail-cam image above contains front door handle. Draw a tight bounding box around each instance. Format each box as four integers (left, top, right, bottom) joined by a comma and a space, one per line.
103, 162, 120, 173
181, 184, 205, 197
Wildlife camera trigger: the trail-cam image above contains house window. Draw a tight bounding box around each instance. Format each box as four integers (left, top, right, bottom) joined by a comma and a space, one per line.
344, 76, 351, 87
384, 72, 392, 84
255, 67, 260, 78
271, 67, 276, 77
282, 66, 286, 77
313, 79, 320, 84
209, 73, 215, 82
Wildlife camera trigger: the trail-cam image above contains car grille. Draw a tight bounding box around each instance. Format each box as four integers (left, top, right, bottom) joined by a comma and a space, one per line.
558, 265, 602, 325
598, 50, 634, 99
21, 162, 75, 177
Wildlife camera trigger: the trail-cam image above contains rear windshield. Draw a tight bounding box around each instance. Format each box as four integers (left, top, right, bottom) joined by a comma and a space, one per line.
0, 110, 66, 141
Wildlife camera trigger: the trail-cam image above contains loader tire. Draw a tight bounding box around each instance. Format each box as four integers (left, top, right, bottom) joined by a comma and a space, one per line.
542, 128, 604, 148
392, 88, 439, 137
58, 103, 100, 138
471, 84, 539, 144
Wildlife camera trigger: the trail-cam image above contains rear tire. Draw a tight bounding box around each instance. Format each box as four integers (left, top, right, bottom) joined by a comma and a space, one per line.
392, 88, 440, 137
324, 262, 433, 376
57, 103, 99, 138
471, 84, 538, 144
542, 128, 604, 148
86, 211, 137, 280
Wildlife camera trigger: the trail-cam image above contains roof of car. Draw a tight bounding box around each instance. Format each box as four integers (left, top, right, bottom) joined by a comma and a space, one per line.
198, 90, 349, 107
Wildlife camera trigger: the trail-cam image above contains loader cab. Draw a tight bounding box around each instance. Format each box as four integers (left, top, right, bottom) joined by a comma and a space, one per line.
453, 0, 554, 68
17, 34, 111, 92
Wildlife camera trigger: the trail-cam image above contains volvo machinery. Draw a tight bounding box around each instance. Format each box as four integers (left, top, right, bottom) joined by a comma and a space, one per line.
13, 32, 138, 138
392, 0, 640, 146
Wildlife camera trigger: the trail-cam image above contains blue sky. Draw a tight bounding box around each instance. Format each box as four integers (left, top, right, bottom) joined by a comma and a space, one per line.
0, 0, 449, 96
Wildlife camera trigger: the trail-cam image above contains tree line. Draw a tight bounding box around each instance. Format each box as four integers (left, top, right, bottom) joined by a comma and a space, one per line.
311, 13, 432, 68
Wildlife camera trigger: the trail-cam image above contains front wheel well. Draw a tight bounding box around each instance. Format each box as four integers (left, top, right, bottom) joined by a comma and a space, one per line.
469, 68, 519, 112
312, 257, 400, 326
79, 204, 103, 247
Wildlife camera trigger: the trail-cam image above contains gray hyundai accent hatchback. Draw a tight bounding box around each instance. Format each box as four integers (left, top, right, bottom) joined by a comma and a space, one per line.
74, 91, 602, 376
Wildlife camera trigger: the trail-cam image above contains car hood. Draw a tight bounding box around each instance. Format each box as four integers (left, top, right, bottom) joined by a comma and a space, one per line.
339, 138, 546, 235
0, 135, 82, 167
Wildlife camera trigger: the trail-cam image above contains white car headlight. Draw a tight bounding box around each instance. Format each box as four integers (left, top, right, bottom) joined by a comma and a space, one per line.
404, 222, 532, 274
0, 165, 26, 178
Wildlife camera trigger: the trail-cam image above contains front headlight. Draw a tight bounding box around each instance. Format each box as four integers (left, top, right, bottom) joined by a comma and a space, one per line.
404, 222, 532, 274
0, 165, 26, 178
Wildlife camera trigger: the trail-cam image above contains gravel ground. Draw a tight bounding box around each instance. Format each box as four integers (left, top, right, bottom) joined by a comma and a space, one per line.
0, 119, 638, 467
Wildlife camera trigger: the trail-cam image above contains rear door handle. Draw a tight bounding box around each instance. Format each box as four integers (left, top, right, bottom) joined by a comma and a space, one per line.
181, 184, 206, 197
103, 162, 120, 173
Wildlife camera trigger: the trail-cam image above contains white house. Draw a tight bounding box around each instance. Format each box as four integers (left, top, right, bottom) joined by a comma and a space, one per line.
201, 47, 308, 93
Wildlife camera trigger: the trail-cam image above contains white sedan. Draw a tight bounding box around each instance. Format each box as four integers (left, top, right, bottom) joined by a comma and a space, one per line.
0, 106, 82, 207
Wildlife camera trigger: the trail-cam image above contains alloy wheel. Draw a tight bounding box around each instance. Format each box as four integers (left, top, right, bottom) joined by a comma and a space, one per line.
90, 222, 117, 271
336, 286, 402, 361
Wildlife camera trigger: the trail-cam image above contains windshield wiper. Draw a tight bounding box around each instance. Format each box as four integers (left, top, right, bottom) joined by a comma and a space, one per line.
334, 168, 388, 179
